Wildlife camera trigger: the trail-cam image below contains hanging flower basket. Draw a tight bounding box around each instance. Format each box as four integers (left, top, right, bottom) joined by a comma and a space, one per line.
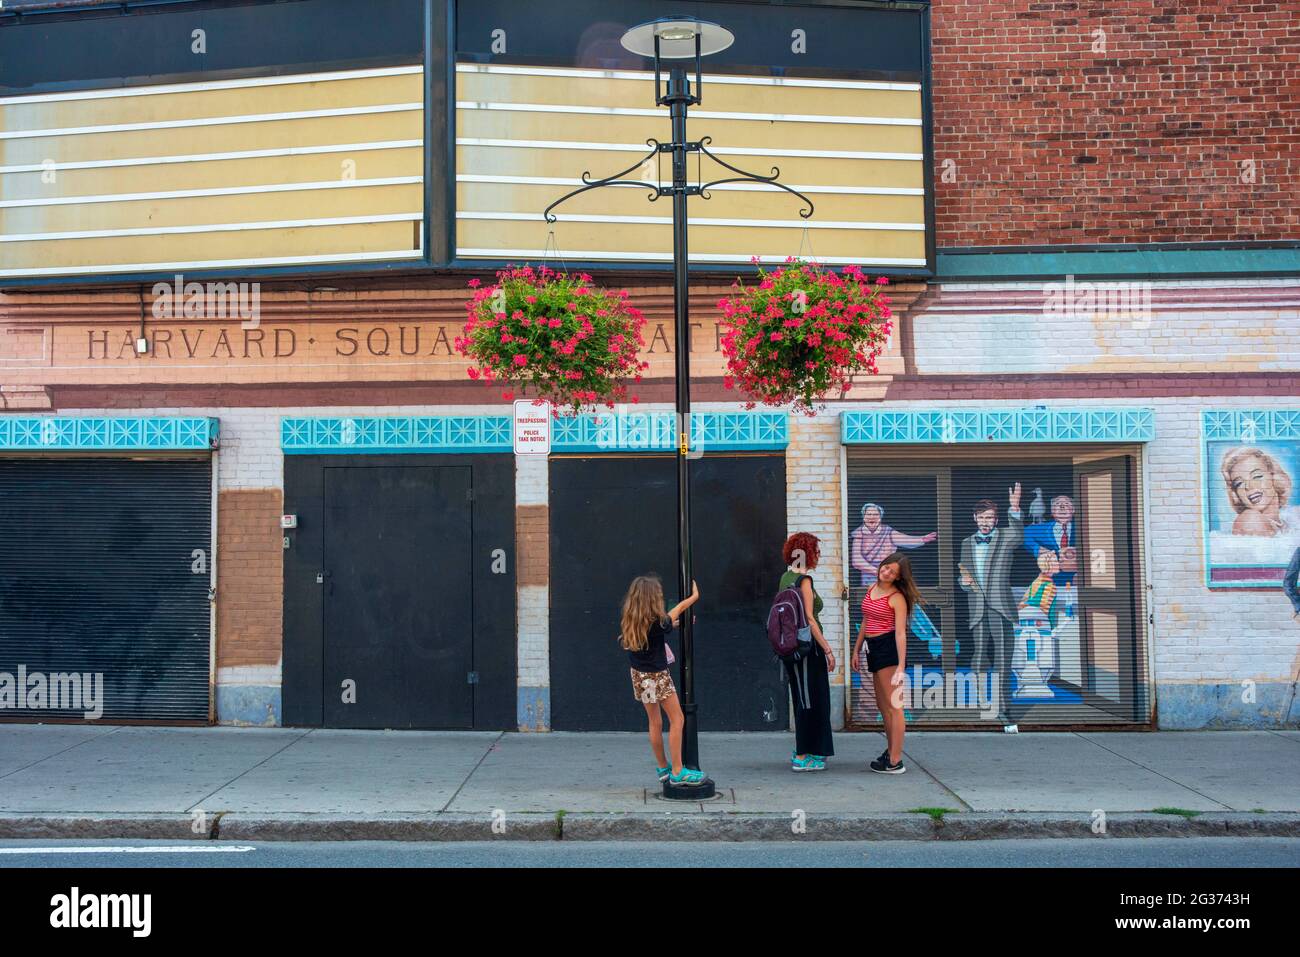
456, 266, 649, 415
718, 258, 893, 414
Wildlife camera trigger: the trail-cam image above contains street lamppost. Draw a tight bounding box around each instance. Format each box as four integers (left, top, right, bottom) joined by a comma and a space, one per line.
544, 17, 814, 801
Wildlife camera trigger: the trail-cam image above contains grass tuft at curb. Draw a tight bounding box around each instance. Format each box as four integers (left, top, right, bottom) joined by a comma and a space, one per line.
908, 807, 961, 822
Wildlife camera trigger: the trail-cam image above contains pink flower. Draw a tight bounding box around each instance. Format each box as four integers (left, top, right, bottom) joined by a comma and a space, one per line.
513, 354, 528, 367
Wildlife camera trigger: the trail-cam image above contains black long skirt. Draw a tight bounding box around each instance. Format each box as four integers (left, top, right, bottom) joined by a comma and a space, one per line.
784, 643, 835, 757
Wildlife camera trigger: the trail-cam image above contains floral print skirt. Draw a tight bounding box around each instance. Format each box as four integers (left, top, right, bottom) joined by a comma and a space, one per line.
630, 667, 677, 704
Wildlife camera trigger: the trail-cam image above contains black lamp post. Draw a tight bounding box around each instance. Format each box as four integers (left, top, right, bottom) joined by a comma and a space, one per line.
544, 17, 813, 800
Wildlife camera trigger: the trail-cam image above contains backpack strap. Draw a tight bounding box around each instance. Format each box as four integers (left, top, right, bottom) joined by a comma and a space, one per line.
786, 571, 811, 591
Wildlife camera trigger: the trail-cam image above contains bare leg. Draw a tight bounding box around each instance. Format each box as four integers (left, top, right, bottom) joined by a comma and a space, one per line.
660, 693, 686, 775
643, 702, 667, 768
874, 667, 905, 764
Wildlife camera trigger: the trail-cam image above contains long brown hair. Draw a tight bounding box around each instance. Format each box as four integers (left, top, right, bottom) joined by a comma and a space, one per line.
619, 575, 667, 652
877, 551, 922, 618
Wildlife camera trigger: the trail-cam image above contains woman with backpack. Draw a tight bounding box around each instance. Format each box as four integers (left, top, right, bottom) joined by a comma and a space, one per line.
851, 550, 920, 774
778, 532, 836, 771
619, 574, 706, 788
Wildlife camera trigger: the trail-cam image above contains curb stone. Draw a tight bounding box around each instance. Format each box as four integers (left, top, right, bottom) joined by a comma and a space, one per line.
939, 813, 1092, 840
216, 813, 559, 842
560, 812, 937, 842
0, 812, 1295, 842
0, 815, 202, 841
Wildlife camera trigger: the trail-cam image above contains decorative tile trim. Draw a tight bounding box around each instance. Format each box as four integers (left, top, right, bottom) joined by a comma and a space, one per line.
282, 412, 789, 454
842, 407, 1155, 444
1202, 409, 1300, 442
0, 416, 218, 451
553, 410, 788, 452
282, 415, 512, 454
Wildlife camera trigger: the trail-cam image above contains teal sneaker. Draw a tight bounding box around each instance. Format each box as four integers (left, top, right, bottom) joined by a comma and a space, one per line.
669, 767, 706, 786
656, 765, 671, 782
791, 754, 825, 772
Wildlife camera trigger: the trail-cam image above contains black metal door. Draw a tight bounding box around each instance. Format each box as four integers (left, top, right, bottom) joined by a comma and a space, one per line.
0, 457, 212, 722
321, 466, 473, 729
549, 454, 788, 731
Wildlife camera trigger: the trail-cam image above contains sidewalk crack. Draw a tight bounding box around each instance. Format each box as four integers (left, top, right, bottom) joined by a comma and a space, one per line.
903, 741, 973, 812
0, 724, 124, 782
184, 728, 316, 814
1073, 732, 1234, 811
440, 731, 505, 813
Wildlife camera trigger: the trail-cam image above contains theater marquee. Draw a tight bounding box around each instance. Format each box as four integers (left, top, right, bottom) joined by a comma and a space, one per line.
0, 0, 932, 286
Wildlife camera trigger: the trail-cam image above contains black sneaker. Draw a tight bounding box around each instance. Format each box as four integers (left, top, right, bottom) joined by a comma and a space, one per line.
870, 755, 906, 774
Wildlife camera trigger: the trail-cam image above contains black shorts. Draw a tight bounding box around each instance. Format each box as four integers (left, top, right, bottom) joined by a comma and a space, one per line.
866, 631, 900, 673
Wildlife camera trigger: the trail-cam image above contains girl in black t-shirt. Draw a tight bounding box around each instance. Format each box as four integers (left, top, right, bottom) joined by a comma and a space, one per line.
619, 574, 704, 787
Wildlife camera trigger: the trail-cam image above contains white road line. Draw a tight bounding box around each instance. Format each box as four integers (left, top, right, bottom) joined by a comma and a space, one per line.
0, 845, 257, 854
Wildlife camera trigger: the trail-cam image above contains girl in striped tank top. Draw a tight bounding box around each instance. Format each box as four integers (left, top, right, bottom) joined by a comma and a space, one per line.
851, 550, 922, 774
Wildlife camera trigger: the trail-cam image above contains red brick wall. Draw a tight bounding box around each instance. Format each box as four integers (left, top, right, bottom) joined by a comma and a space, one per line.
216, 488, 283, 669
931, 0, 1300, 246
516, 504, 550, 588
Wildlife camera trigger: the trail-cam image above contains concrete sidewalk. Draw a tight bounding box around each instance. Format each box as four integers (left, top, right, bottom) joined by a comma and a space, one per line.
1, 725, 1296, 841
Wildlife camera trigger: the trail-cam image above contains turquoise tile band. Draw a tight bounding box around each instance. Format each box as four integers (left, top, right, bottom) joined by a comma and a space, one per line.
0, 416, 218, 451
842, 407, 1155, 444
281, 411, 789, 453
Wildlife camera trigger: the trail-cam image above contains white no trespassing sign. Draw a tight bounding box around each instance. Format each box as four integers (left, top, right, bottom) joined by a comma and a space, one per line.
512, 399, 552, 455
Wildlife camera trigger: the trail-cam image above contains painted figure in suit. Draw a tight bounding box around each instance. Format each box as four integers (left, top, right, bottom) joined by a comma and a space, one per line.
1023, 494, 1077, 587
959, 483, 1024, 723
1285, 546, 1300, 619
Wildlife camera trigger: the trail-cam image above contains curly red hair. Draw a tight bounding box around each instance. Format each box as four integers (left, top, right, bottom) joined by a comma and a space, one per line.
782, 532, 821, 570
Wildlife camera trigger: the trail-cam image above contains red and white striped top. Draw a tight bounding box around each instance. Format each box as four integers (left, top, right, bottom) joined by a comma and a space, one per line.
861, 587, 897, 634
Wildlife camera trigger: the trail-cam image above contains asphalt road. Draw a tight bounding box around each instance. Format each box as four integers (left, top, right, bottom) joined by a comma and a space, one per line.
0, 837, 1295, 867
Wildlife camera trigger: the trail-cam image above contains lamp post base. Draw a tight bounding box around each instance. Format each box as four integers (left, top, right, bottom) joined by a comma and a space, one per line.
661, 776, 717, 801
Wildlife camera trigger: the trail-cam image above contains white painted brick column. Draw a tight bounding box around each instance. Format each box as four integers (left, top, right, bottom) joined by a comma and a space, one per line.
785, 412, 848, 729
515, 453, 551, 729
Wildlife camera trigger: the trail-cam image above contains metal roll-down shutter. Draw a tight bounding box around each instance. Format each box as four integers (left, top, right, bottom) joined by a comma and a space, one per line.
0, 457, 213, 722
845, 445, 1150, 729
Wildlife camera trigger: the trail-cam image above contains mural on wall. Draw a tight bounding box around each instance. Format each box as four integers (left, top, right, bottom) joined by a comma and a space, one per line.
1204, 438, 1300, 587
850, 501, 941, 655
1285, 547, 1300, 620
848, 458, 1138, 725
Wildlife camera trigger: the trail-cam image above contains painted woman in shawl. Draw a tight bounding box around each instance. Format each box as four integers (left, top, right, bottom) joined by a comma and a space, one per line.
851, 503, 943, 656
851, 503, 937, 586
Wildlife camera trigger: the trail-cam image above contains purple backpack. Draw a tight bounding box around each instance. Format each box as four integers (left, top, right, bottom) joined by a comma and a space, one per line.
767, 577, 813, 662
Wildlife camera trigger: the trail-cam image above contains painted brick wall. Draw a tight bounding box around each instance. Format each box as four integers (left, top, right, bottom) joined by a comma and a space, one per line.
910, 279, 1300, 377
57, 398, 1295, 729
514, 453, 550, 729
215, 488, 283, 670
800, 396, 1299, 728
931, 0, 1300, 246
784, 413, 848, 728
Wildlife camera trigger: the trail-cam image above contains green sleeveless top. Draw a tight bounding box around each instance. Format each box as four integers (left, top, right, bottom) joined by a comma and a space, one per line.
780, 569, 822, 628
